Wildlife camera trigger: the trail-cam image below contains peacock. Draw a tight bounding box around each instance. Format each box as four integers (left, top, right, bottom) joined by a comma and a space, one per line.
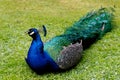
25, 8, 113, 74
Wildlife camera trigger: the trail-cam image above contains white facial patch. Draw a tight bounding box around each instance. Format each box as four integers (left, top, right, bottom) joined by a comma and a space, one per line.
29, 31, 34, 35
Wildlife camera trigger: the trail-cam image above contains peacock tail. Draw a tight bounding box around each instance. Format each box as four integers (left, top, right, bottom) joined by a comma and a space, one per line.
44, 8, 113, 69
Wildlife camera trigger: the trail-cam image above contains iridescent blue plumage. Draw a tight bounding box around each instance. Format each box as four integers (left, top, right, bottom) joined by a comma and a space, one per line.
25, 28, 59, 74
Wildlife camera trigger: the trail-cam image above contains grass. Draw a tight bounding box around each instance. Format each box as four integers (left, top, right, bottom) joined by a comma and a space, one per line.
0, 0, 120, 80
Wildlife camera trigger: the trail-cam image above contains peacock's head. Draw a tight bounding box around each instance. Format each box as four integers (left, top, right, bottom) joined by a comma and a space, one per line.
26, 25, 47, 38
27, 28, 38, 37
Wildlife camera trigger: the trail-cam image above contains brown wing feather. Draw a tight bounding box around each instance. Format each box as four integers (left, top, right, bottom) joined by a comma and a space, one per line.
56, 41, 83, 69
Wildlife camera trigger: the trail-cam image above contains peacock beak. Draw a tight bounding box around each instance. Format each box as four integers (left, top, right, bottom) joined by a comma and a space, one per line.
25, 29, 32, 35
25, 30, 30, 34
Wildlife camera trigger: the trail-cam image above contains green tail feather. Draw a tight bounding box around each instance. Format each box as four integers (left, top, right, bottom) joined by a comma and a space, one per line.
44, 8, 113, 61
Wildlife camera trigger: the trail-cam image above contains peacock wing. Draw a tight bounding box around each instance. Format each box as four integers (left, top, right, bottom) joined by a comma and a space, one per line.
56, 41, 83, 69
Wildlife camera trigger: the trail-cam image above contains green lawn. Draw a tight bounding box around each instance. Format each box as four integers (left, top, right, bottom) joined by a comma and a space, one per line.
0, 0, 120, 80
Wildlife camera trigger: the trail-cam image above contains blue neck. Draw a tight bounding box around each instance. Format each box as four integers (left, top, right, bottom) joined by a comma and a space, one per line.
29, 33, 43, 54
33, 33, 42, 43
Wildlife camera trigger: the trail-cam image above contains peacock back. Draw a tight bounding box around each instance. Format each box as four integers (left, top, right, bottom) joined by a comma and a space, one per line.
44, 8, 113, 69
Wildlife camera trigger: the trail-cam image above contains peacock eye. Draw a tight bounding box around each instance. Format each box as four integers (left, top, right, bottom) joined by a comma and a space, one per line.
29, 31, 35, 35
